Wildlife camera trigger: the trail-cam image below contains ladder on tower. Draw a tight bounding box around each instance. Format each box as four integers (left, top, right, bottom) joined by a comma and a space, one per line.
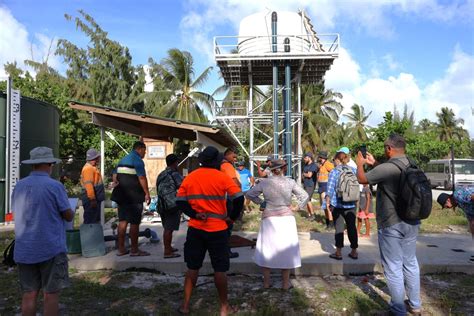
299, 10, 324, 52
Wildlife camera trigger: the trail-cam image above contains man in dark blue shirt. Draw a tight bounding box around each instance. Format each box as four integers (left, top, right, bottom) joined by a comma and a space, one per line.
112, 141, 151, 257
303, 152, 318, 220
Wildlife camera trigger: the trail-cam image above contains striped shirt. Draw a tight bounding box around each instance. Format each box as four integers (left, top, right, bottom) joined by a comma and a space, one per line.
177, 167, 242, 232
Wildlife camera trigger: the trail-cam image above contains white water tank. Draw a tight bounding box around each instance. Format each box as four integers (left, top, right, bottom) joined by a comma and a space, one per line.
237, 11, 313, 55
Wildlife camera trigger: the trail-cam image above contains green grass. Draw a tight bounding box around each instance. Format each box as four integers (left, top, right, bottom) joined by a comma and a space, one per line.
328, 287, 385, 314
290, 288, 311, 310
421, 203, 467, 233
236, 197, 468, 234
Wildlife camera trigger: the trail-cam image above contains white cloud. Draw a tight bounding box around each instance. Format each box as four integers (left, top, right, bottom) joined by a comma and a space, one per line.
325, 45, 474, 137
181, 0, 474, 59
0, 6, 60, 78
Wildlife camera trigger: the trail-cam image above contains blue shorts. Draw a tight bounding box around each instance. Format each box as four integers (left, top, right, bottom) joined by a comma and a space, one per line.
318, 182, 328, 194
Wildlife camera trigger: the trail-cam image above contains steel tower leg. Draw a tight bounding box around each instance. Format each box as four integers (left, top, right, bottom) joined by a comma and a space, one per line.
284, 63, 292, 177
272, 12, 279, 160
297, 80, 302, 184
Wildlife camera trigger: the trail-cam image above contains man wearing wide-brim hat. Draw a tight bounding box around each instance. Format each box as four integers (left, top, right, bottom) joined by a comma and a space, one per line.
80, 148, 105, 224
11, 147, 74, 315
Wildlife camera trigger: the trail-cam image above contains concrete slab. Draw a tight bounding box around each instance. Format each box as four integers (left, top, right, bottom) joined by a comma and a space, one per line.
69, 221, 474, 276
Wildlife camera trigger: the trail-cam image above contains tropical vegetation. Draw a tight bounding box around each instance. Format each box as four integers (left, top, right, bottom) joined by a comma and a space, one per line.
0, 10, 471, 177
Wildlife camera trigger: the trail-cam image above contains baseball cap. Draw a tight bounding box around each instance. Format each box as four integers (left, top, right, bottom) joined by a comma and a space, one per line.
337, 147, 350, 154
437, 193, 450, 208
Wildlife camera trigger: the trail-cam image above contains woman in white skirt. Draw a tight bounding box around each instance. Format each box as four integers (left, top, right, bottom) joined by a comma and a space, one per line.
245, 160, 309, 289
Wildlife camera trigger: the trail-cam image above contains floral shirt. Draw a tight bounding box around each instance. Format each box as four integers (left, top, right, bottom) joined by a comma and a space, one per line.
454, 187, 474, 217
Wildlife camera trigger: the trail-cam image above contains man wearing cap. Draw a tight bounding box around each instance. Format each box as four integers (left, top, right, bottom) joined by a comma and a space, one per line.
303, 152, 318, 219
156, 153, 183, 258
237, 161, 254, 212
338, 147, 357, 169
12, 147, 74, 316
176, 146, 244, 315
80, 148, 105, 224
256, 155, 274, 178
111, 141, 151, 257
317, 151, 335, 229
437, 188, 474, 240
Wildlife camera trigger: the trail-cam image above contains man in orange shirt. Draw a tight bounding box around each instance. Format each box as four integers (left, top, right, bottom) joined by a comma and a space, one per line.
317, 151, 335, 230
220, 148, 241, 258
221, 148, 241, 187
177, 146, 244, 316
80, 149, 105, 224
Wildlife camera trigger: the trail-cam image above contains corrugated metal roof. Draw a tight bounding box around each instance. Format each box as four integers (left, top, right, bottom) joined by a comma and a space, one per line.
69, 101, 237, 148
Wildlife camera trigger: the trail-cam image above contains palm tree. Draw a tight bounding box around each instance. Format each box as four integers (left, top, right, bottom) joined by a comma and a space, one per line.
343, 103, 372, 142
301, 83, 343, 151
436, 107, 466, 141
416, 118, 434, 133
141, 49, 214, 123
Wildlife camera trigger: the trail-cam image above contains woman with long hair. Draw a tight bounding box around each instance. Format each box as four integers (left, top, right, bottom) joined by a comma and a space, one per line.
245, 160, 309, 289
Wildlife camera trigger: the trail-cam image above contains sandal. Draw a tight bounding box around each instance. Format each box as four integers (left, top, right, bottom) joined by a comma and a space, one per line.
172, 247, 179, 252
348, 253, 359, 260
164, 253, 181, 259
329, 253, 342, 260
116, 250, 130, 257
130, 250, 151, 257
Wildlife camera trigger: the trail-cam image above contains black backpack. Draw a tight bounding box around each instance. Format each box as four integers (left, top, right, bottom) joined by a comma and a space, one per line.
156, 169, 180, 213
3, 239, 16, 267
389, 159, 432, 221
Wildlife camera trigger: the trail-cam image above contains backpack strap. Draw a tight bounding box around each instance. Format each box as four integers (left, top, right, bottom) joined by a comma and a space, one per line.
157, 169, 179, 191
166, 170, 179, 189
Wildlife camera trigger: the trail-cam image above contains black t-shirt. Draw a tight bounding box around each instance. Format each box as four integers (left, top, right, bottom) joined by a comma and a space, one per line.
303, 162, 318, 188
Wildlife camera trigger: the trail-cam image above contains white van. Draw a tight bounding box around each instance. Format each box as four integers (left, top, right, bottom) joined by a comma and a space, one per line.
424, 159, 474, 189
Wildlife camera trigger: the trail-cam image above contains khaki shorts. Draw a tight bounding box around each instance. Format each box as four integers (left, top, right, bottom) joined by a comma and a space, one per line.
18, 253, 70, 293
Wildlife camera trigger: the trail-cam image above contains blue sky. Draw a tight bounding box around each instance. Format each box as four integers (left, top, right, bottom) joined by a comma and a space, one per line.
1, 0, 473, 135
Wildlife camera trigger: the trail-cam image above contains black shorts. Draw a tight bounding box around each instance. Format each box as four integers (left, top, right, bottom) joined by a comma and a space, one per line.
184, 227, 229, 272
118, 203, 143, 225
159, 208, 181, 231
18, 253, 70, 293
318, 182, 328, 194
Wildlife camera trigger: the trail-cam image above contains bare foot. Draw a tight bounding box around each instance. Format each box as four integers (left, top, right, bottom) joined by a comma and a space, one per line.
361, 234, 370, 238
220, 304, 237, 316
178, 306, 189, 314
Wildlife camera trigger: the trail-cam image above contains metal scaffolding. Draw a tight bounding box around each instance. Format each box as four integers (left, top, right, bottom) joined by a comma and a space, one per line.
213, 11, 339, 182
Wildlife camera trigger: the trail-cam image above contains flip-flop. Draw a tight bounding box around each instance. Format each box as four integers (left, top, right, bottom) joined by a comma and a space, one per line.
130, 250, 151, 257
348, 253, 359, 260
116, 250, 130, 256
172, 248, 179, 252
329, 253, 342, 260
164, 253, 181, 259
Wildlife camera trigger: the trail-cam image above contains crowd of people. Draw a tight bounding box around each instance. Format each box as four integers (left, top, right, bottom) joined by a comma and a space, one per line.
10, 133, 474, 316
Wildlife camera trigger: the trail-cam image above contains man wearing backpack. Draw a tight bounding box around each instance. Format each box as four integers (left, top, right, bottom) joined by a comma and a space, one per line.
324, 150, 359, 261
356, 134, 422, 316
156, 154, 183, 258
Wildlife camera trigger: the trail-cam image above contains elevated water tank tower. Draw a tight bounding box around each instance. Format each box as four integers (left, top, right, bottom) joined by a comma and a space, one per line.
238, 11, 321, 55
213, 10, 339, 181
